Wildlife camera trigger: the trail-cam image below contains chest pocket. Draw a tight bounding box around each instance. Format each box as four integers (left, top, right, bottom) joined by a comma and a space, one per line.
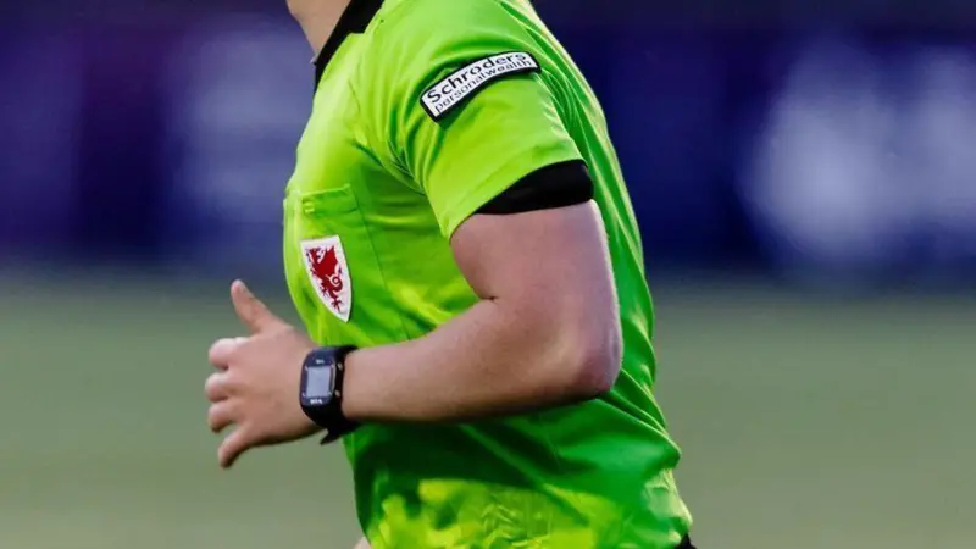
285, 185, 402, 346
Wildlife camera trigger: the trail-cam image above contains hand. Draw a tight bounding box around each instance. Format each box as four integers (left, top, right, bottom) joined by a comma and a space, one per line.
205, 280, 320, 468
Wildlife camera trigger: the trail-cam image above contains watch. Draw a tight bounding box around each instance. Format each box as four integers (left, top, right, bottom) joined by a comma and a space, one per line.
299, 346, 359, 444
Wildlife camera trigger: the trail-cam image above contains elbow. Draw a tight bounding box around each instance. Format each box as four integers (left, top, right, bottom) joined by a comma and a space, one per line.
564, 322, 622, 400
512, 297, 622, 405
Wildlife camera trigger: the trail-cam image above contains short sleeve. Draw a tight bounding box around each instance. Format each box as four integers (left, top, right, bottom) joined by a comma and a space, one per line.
362, 0, 583, 237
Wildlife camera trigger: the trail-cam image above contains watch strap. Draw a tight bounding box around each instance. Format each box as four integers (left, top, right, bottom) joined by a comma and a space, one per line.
319, 345, 358, 444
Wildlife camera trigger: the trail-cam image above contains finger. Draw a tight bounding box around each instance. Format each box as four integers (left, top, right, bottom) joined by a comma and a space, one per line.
218, 426, 255, 469
204, 372, 232, 403
208, 337, 246, 369
231, 280, 284, 334
207, 401, 236, 434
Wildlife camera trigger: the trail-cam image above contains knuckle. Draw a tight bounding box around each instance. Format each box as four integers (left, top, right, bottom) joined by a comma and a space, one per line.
209, 337, 246, 364
207, 407, 221, 432
208, 402, 236, 433
208, 343, 226, 365
204, 374, 225, 401
207, 401, 222, 418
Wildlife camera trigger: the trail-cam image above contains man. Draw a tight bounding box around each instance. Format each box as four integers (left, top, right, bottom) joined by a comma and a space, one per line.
203, 0, 695, 547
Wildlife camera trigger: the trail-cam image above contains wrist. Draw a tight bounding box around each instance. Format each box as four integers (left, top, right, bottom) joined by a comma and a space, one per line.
336, 347, 372, 422
299, 346, 360, 444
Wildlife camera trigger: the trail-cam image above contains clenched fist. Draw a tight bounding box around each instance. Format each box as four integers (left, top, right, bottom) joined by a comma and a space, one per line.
205, 280, 320, 468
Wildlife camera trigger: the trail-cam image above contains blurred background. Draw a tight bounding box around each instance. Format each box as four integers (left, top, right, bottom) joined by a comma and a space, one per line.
1, 2, 974, 549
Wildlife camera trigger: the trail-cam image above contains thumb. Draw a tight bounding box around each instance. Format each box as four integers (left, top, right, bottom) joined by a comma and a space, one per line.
218, 426, 255, 469
231, 280, 283, 334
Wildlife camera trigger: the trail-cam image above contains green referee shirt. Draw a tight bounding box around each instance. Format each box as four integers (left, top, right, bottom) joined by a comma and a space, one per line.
282, 0, 692, 547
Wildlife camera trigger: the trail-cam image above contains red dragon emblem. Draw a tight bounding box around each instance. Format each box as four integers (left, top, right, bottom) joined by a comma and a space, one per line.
301, 237, 351, 321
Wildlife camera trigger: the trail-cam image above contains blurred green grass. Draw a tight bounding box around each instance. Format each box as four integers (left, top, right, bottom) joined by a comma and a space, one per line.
1, 273, 973, 549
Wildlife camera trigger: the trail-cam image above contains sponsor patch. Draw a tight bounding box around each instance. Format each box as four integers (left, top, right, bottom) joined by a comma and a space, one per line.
420, 51, 541, 121
301, 236, 352, 322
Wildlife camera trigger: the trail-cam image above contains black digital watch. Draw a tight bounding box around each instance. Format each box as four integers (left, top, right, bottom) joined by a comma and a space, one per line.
299, 346, 359, 444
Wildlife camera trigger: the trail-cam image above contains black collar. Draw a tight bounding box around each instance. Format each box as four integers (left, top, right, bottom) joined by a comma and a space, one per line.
313, 0, 384, 85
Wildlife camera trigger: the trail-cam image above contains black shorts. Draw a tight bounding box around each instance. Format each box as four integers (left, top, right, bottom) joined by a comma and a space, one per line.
677, 536, 697, 548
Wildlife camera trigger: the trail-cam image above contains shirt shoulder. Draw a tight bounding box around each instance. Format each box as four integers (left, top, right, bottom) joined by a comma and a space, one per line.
356, 0, 546, 102
351, 0, 584, 236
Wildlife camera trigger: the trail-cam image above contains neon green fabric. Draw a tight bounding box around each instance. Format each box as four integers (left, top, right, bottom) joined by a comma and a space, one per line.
282, 1, 692, 546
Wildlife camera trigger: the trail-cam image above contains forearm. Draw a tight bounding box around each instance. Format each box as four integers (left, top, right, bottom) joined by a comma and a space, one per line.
342, 297, 613, 423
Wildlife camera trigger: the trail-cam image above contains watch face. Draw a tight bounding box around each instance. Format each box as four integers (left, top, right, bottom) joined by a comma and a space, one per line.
302, 364, 334, 405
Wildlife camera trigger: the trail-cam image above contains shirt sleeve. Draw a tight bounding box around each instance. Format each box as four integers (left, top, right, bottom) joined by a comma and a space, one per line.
361, 0, 584, 237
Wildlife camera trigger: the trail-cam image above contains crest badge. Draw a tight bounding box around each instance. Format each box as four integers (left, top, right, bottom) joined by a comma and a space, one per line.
301, 236, 352, 322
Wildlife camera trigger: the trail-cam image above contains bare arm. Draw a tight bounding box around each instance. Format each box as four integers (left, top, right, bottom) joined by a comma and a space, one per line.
342, 201, 622, 422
